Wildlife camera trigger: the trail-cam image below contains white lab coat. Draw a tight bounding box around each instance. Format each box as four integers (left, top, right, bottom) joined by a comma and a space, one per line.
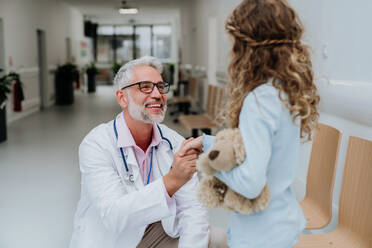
69, 116, 210, 248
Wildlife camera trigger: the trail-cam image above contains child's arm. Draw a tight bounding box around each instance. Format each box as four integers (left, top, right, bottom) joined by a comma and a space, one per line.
215, 85, 282, 199
201, 133, 215, 153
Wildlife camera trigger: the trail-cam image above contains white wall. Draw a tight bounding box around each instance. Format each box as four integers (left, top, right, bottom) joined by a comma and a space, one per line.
178, 1, 196, 65
0, 0, 87, 123
68, 6, 91, 66
290, 0, 372, 82
184, 0, 242, 74
182, 0, 242, 109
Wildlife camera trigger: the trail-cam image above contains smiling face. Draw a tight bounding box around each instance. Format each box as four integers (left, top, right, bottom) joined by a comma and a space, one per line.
116, 65, 167, 124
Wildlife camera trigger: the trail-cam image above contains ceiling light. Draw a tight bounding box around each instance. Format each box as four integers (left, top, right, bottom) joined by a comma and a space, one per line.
119, 7, 138, 15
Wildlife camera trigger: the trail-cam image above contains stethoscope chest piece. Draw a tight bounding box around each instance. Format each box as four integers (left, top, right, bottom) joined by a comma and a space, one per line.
127, 174, 135, 183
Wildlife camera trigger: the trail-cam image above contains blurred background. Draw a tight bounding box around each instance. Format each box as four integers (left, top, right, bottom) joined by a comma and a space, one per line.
0, 0, 371, 247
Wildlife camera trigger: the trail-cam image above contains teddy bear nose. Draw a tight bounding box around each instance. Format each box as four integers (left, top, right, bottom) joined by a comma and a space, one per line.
209, 150, 220, 160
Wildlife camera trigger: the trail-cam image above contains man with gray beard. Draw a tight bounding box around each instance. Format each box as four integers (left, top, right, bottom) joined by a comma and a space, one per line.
70, 56, 226, 248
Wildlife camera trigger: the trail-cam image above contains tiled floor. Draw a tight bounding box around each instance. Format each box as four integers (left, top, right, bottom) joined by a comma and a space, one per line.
0, 85, 228, 248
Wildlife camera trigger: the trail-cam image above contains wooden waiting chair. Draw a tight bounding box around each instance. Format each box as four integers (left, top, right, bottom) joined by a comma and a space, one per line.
300, 123, 342, 229
169, 77, 198, 115
179, 85, 223, 137
214, 86, 225, 120
170, 77, 198, 104
295, 136, 372, 248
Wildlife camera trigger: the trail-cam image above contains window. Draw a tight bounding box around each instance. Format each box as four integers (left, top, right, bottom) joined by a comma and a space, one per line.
96, 24, 172, 64
153, 25, 172, 59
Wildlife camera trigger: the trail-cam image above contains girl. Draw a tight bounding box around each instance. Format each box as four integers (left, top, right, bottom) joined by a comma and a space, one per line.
202, 0, 320, 247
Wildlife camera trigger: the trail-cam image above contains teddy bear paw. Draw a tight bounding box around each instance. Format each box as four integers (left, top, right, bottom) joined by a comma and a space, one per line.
223, 189, 254, 215
198, 177, 226, 208
196, 153, 216, 176
252, 185, 271, 212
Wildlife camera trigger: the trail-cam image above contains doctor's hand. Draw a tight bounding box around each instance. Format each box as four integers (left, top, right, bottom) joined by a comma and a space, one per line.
163, 139, 200, 196
178, 136, 203, 156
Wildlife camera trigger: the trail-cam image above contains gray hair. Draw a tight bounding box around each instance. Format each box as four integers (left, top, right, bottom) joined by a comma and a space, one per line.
113, 56, 163, 90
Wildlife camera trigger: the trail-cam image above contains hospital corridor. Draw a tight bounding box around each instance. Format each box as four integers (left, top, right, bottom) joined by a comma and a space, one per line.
0, 87, 120, 247
0, 0, 372, 248
0, 86, 229, 247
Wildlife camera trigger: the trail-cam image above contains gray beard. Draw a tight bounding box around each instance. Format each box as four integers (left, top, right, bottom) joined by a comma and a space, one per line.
127, 94, 167, 124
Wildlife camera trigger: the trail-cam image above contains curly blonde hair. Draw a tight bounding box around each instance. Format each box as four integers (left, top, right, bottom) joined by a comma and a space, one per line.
224, 0, 320, 141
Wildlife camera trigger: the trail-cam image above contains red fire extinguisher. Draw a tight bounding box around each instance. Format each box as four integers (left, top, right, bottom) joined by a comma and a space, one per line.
13, 80, 24, 112
75, 71, 80, 89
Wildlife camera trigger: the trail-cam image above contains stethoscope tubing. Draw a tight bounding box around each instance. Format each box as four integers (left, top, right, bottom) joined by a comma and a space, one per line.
113, 119, 172, 185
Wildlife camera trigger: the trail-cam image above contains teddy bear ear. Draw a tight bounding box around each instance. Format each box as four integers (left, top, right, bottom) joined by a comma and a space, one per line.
233, 128, 246, 164
216, 129, 227, 140
219, 128, 235, 141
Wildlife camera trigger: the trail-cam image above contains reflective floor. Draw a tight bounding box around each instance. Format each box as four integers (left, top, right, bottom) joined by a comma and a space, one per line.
0, 85, 228, 248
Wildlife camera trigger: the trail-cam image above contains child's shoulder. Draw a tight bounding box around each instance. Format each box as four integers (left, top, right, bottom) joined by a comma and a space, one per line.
239, 80, 284, 137
252, 79, 278, 96
244, 79, 281, 106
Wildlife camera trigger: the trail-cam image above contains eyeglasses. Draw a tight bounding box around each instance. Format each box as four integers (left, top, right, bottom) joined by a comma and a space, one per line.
122, 81, 170, 94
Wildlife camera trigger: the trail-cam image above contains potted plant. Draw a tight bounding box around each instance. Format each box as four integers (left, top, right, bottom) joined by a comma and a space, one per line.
86, 62, 99, 93
0, 68, 11, 142
112, 62, 122, 75
55, 63, 78, 105
162, 63, 175, 85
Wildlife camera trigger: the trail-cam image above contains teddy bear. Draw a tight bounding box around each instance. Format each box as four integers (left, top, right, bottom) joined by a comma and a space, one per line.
197, 128, 271, 215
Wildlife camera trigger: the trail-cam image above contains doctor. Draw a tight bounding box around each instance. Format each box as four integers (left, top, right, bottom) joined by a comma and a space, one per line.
70, 56, 211, 248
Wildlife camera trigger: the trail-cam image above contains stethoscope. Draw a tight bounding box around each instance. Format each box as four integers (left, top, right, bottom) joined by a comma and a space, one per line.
113, 119, 173, 185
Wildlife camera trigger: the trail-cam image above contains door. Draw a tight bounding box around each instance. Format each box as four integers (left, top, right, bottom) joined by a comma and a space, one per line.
134, 25, 152, 58
66, 37, 72, 62
37, 29, 48, 110
0, 18, 7, 137
0, 18, 4, 69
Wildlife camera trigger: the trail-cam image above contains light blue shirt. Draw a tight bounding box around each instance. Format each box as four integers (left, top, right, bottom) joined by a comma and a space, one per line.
203, 83, 306, 248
